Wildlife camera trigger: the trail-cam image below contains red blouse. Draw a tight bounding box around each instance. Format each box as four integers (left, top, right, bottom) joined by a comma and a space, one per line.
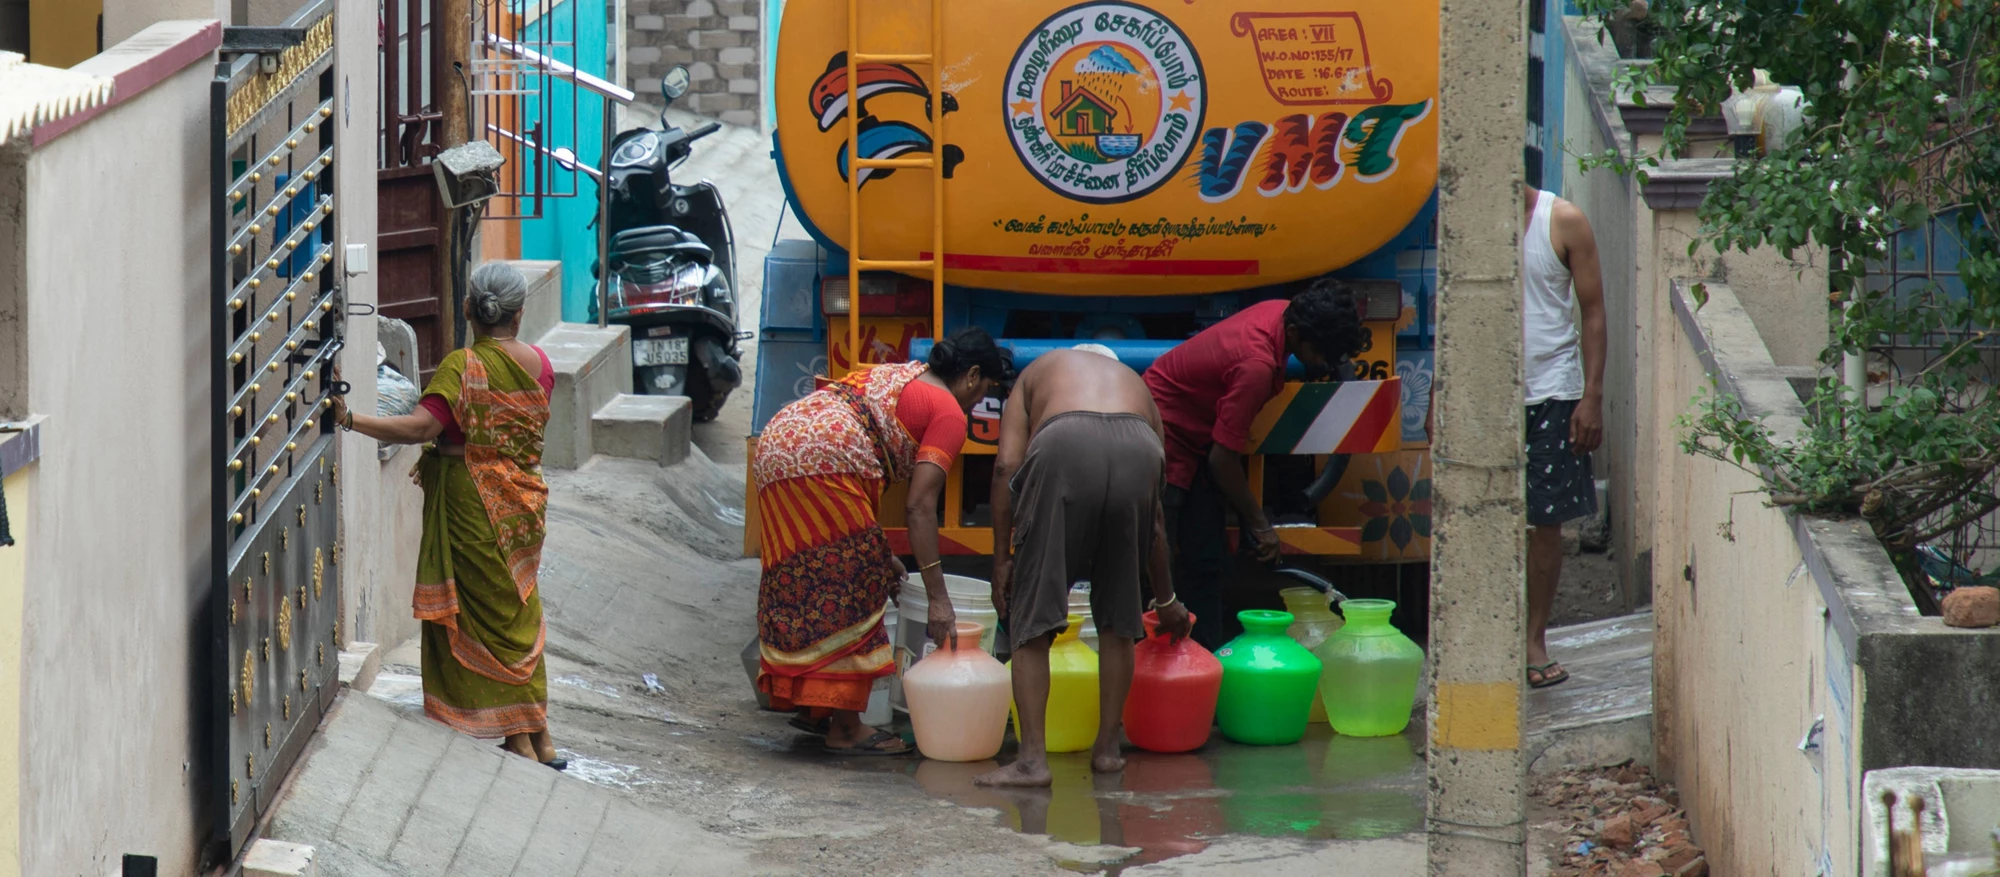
894, 378, 968, 472
418, 345, 555, 445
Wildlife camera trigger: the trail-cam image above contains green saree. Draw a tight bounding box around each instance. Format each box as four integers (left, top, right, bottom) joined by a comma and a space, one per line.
414, 340, 552, 738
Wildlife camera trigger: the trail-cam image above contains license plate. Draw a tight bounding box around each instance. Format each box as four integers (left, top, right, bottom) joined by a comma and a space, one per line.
633, 337, 688, 366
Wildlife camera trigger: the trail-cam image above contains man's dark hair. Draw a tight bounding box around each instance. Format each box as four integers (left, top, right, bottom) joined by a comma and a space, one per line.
1283, 279, 1369, 364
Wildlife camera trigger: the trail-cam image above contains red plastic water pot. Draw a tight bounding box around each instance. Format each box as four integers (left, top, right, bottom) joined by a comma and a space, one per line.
1123, 610, 1221, 754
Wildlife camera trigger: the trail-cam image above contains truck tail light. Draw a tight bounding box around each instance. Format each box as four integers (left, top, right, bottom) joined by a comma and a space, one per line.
822, 273, 932, 317
1346, 278, 1405, 322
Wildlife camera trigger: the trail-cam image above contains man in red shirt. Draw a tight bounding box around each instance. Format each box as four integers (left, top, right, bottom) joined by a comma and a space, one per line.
1144, 279, 1369, 649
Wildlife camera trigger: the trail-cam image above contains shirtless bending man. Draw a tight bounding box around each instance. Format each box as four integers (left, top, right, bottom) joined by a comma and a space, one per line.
975, 346, 1194, 787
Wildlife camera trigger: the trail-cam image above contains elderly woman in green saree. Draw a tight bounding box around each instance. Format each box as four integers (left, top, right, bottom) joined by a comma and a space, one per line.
331, 263, 565, 769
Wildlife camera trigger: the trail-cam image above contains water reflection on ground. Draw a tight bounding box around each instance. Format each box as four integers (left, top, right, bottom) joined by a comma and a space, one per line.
901, 725, 1425, 872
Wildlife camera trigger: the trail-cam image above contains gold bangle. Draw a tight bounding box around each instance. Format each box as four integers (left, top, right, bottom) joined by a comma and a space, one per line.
917, 559, 943, 572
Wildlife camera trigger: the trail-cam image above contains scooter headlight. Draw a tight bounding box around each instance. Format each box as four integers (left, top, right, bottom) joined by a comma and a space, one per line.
611, 132, 660, 168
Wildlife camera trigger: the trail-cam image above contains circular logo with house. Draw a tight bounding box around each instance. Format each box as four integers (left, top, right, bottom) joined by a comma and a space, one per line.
1003, 1, 1206, 204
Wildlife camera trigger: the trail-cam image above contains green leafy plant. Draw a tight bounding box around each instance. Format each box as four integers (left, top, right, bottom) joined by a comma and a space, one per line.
1577, 0, 2000, 596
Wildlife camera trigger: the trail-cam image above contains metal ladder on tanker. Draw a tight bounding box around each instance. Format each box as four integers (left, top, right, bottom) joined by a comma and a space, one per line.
842, 0, 947, 364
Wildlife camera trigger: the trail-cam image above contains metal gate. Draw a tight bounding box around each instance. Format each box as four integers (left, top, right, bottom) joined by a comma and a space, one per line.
210, 0, 343, 856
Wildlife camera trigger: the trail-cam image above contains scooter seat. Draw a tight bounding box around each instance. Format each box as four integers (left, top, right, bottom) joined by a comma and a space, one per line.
611, 226, 703, 252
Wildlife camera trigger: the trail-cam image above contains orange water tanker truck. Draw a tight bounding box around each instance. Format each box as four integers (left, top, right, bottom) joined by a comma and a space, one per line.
745, 0, 1441, 573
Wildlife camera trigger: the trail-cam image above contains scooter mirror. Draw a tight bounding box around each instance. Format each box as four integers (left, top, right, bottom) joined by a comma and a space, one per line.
661, 66, 692, 102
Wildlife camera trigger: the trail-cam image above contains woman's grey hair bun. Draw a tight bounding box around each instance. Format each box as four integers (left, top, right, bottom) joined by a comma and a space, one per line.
469, 262, 529, 327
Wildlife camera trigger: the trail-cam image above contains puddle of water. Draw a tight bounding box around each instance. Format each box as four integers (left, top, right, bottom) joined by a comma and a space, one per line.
901, 724, 1424, 872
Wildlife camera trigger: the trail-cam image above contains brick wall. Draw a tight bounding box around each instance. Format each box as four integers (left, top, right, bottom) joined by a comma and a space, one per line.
627, 0, 761, 127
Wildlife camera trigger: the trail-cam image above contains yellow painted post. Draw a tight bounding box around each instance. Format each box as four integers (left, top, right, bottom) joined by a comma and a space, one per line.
930, 0, 944, 341
844, 0, 861, 370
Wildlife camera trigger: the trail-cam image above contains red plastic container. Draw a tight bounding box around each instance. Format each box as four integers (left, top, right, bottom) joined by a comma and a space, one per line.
1123, 611, 1222, 753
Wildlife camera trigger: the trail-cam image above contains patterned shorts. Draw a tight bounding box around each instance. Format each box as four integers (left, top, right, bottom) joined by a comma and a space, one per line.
1526, 399, 1597, 527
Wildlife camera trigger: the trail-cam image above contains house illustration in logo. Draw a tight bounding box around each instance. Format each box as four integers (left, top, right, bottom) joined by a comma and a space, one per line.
1051, 81, 1117, 137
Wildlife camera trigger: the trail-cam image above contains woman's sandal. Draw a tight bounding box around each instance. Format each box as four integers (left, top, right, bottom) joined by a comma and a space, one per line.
821, 729, 912, 757
499, 741, 570, 771
788, 714, 833, 735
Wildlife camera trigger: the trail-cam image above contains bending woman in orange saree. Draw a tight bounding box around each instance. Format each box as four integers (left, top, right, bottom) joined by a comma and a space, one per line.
754, 328, 1008, 755
333, 264, 566, 769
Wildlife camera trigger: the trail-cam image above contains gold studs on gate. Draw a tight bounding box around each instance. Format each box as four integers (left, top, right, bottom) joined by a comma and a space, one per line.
264, 723, 272, 749
316, 479, 323, 504
246, 754, 255, 779
241, 650, 254, 706
297, 505, 306, 527
298, 669, 309, 692
230, 689, 238, 717
313, 549, 325, 600
262, 637, 271, 663
317, 642, 324, 666
229, 598, 238, 626
276, 596, 293, 652
262, 552, 270, 576
282, 695, 292, 721
244, 576, 253, 603
231, 781, 239, 806
280, 526, 289, 552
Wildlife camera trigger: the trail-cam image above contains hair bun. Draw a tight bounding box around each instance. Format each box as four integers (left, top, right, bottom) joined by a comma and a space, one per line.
928, 337, 960, 371
472, 291, 505, 326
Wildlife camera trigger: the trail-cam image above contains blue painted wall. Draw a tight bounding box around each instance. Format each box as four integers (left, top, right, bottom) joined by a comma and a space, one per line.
1540, 0, 1572, 194
762, 0, 786, 129
517, 1, 612, 321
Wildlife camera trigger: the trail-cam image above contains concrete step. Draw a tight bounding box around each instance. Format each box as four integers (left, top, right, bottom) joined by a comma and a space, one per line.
538, 322, 632, 469
590, 393, 692, 466
505, 259, 563, 345
1526, 610, 1654, 776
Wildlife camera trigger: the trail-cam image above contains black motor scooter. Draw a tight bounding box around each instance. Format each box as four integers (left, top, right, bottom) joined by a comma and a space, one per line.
589, 65, 746, 422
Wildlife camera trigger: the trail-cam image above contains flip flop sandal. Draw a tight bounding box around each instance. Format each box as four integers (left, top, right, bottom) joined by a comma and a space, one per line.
821, 729, 911, 757
1527, 661, 1571, 689
541, 758, 569, 771
788, 714, 832, 735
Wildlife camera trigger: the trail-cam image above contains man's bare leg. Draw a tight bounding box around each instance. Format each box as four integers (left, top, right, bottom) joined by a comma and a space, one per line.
1527, 525, 1564, 679
976, 634, 1054, 787
1092, 633, 1133, 773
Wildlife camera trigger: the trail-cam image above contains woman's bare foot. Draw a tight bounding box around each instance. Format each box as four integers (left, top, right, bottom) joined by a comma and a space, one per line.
822, 710, 900, 750
974, 758, 1053, 787
500, 734, 537, 760
1091, 745, 1127, 774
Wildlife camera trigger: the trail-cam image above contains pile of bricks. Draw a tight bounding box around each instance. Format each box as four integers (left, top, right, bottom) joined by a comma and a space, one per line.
628, 0, 762, 127
1538, 761, 1708, 877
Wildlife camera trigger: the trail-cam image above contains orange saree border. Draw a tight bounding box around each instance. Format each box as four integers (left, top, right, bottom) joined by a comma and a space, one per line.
424, 693, 549, 739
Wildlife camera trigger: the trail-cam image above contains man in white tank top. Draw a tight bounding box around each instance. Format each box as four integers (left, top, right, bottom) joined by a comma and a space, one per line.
1518, 184, 1607, 689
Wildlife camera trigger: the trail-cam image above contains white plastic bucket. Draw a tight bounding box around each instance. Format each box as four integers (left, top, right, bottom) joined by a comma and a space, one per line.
890, 574, 999, 712
860, 600, 897, 725
1069, 582, 1099, 652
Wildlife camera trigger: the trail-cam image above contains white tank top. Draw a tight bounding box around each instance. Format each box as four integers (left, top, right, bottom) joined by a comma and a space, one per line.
1523, 190, 1584, 404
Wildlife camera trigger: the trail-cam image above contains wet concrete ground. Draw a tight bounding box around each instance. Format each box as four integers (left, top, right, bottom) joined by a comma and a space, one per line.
728, 708, 1428, 874
893, 724, 1425, 872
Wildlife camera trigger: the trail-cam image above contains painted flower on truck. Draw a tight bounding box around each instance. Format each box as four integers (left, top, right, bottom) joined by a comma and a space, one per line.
1357, 463, 1432, 552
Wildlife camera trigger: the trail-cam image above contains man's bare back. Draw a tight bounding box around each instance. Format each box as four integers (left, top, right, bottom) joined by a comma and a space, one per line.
1012, 348, 1163, 438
